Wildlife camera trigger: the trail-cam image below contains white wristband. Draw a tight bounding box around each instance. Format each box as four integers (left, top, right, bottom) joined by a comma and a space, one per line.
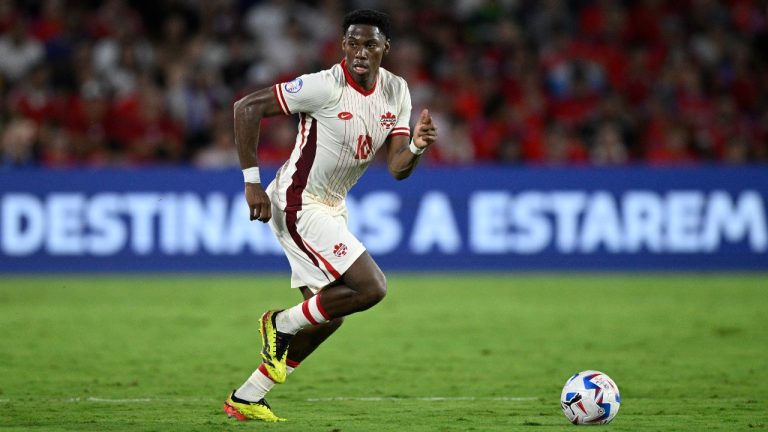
242, 167, 261, 183
409, 139, 425, 155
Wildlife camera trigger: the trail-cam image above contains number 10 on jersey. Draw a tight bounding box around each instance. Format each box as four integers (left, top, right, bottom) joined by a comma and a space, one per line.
355, 134, 373, 160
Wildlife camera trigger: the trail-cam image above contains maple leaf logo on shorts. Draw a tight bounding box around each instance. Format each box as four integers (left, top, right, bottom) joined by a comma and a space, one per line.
333, 243, 348, 257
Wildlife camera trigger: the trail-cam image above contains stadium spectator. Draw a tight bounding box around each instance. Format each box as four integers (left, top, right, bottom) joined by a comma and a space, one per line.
64, 81, 114, 166
7, 63, 59, 124
193, 109, 238, 168
590, 121, 629, 165
0, 18, 43, 83
0, 114, 36, 167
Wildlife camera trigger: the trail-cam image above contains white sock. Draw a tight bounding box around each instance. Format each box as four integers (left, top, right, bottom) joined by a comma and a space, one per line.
275, 294, 330, 335
234, 361, 298, 402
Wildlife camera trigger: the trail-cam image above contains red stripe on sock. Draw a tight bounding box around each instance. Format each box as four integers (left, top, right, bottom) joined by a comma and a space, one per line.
301, 299, 318, 325
258, 363, 275, 383
286, 359, 301, 368
314, 294, 330, 321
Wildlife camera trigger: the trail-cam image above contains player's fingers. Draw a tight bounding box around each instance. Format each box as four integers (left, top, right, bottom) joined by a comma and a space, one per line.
249, 204, 257, 221
419, 108, 431, 124
253, 203, 264, 222
258, 202, 272, 223
421, 128, 437, 139
417, 127, 434, 138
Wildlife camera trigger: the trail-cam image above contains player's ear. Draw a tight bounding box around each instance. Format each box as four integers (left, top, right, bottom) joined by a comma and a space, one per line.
384, 38, 391, 55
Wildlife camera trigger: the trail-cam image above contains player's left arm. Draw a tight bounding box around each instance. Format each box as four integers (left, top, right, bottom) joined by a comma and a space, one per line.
385, 108, 437, 180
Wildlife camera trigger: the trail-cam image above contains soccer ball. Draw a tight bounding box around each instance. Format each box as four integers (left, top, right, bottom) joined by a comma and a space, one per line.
560, 370, 621, 425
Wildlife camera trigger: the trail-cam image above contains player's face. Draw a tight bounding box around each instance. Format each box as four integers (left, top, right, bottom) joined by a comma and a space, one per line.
342, 24, 389, 88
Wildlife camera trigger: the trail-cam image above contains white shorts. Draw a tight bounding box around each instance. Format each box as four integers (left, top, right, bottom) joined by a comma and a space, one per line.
268, 197, 365, 293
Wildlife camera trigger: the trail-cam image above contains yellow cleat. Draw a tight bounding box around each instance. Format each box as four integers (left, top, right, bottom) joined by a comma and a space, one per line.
259, 310, 293, 384
223, 391, 285, 422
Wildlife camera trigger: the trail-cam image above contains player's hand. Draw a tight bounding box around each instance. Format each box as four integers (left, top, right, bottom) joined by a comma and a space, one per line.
412, 109, 437, 150
244, 183, 272, 223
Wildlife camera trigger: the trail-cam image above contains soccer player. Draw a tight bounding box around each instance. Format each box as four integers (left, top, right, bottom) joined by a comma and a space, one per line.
223, 9, 437, 422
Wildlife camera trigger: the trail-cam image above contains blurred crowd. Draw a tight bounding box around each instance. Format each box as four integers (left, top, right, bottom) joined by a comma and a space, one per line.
0, 0, 766, 168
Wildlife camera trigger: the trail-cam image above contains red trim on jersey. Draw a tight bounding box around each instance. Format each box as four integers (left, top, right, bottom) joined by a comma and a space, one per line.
314, 293, 331, 320
302, 239, 342, 279
257, 363, 275, 382
391, 126, 410, 137
274, 84, 290, 114
301, 299, 318, 325
340, 59, 377, 97
285, 115, 329, 281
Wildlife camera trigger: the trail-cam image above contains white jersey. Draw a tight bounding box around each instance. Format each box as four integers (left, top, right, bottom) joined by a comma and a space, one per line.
268, 59, 412, 210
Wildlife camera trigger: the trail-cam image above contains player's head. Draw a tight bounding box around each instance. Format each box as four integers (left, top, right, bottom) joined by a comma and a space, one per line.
342, 9, 391, 40
341, 9, 391, 88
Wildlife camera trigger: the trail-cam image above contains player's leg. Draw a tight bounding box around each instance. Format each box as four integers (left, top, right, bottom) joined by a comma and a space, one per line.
234, 281, 354, 400
260, 252, 385, 383
312, 251, 387, 317
285, 286, 345, 363
274, 251, 385, 335
258, 200, 385, 384
230, 287, 344, 410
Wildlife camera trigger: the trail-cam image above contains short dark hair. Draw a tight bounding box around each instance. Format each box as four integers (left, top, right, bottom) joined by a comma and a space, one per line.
342, 9, 391, 40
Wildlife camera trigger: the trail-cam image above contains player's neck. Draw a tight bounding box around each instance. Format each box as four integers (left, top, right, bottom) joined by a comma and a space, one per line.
341, 58, 378, 95
355, 73, 377, 91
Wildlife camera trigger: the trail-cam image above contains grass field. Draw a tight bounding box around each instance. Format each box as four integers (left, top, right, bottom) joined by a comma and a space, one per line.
0, 274, 766, 431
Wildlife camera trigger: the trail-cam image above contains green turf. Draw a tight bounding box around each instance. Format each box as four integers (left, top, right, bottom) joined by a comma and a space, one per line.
0, 274, 766, 431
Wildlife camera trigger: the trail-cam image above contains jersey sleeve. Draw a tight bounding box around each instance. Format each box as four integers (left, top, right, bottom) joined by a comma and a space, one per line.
273, 70, 335, 115
390, 78, 412, 138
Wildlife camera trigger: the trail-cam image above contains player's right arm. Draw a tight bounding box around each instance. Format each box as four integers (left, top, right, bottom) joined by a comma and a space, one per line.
236, 71, 335, 222
234, 87, 284, 223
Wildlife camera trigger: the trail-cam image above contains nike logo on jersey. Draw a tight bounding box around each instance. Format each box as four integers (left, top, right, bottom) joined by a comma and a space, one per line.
338, 112, 353, 120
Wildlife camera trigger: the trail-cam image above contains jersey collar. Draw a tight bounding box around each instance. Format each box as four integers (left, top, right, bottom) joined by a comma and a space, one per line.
340, 59, 377, 96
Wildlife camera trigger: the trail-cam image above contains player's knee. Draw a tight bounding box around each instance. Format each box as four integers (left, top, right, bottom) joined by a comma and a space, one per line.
363, 271, 387, 307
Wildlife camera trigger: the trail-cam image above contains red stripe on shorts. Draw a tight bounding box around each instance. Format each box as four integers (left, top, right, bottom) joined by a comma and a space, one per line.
302, 240, 341, 279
